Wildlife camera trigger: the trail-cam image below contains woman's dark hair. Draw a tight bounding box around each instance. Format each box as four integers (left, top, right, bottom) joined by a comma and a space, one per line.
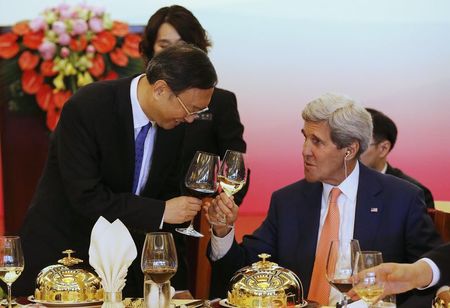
140, 5, 212, 66
146, 43, 217, 94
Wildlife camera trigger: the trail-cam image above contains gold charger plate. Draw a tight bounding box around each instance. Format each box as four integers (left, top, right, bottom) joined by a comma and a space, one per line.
219, 299, 312, 307
28, 296, 102, 307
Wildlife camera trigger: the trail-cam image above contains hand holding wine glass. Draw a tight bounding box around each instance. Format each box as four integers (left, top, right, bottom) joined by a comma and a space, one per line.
0, 236, 24, 308
176, 151, 219, 237
141, 232, 177, 308
352, 251, 385, 307
326, 239, 360, 308
209, 150, 247, 226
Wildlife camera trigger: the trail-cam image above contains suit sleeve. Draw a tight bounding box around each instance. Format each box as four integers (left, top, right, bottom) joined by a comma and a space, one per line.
424, 243, 450, 287
55, 99, 166, 232
404, 188, 443, 263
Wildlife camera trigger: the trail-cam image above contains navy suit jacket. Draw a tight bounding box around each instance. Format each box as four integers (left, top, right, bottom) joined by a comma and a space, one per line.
210, 164, 442, 305
424, 243, 450, 287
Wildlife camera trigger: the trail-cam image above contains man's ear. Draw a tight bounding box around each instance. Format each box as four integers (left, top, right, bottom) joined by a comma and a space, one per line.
378, 140, 392, 158
152, 80, 170, 99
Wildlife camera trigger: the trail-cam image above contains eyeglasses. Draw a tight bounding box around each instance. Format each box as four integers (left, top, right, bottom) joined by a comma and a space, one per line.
176, 95, 209, 117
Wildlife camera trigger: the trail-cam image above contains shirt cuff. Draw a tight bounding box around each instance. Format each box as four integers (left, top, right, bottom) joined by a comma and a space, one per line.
210, 227, 235, 261
418, 258, 440, 289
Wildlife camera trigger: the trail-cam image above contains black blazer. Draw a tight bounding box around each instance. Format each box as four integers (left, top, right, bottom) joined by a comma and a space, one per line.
209, 164, 442, 305
386, 163, 434, 208
17, 77, 187, 297
179, 88, 248, 205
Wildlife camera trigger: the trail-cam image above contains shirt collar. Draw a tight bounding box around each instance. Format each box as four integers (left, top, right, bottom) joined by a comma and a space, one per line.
130, 74, 155, 129
322, 161, 360, 202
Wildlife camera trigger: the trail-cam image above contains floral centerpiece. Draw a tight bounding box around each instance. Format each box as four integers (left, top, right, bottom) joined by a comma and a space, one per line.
0, 3, 144, 130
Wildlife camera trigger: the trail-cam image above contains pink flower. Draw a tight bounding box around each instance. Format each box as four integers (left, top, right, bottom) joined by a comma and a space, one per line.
52, 21, 66, 35
89, 18, 103, 33
29, 16, 46, 32
91, 6, 105, 16
60, 47, 70, 58
58, 33, 70, 45
38, 40, 56, 60
86, 44, 95, 54
59, 7, 72, 19
57, 3, 70, 11
72, 19, 88, 35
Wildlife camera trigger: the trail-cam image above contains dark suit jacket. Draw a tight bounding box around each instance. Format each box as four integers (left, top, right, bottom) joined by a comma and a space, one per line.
210, 164, 442, 305
179, 88, 248, 205
17, 76, 187, 297
424, 243, 450, 287
386, 163, 434, 209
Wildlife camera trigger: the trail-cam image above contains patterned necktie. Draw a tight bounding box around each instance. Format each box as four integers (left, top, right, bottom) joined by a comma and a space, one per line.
308, 187, 342, 305
132, 122, 152, 194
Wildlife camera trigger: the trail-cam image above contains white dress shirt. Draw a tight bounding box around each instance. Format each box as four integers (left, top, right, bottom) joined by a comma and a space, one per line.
130, 74, 157, 196
211, 162, 362, 305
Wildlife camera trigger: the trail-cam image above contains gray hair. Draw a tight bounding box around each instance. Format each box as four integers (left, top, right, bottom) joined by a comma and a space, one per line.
302, 93, 373, 157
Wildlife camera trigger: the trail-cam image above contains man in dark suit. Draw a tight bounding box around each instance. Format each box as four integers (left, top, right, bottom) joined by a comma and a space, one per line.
207, 94, 442, 306
360, 108, 434, 208
16, 44, 217, 297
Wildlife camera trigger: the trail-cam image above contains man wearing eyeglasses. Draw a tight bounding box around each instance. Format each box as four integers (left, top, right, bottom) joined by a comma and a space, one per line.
17, 43, 217, 297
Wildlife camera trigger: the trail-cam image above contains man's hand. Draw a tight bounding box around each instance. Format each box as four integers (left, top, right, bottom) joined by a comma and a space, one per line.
163, 196, 202, 224
204, 192, 238, 237
348, 260, 433, 300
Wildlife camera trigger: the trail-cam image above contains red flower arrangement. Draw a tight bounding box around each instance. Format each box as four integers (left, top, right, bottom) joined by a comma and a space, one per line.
0, 3, 143, 130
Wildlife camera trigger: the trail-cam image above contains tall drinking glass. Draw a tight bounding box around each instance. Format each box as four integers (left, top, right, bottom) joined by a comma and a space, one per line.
176, 151, 219, 237
141, 232, 178, 308
326, 239, 361, 308
0, 236, 24, 308
209, 150, 247, 226
352, 251, 384, 307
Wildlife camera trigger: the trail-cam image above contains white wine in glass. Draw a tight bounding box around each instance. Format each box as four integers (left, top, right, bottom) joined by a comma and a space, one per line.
326, 239, 361, 308
353, 251, 384, 307
210, 150, 247, 226
0, 236, 24, 308
176, 151, 219, 237
141, 232, 178, 308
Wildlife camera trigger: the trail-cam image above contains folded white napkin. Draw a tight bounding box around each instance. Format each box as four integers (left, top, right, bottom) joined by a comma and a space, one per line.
89, 216, 137, 295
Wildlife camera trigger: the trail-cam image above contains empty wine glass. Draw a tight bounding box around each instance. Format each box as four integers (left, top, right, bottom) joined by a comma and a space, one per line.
0, 236, 24, 308
141, 232, 178, 308
353, 251, 384, 307
209, 150, 247, 226
326, 239, 361, 308
176, 151, 219, 237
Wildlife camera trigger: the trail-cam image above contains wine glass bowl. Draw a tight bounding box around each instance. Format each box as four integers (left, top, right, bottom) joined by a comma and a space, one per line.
141, 232, 178, 308
352, 251, 384, 306
176, 151, 220, 237
210, 150, 247, 226
326, 239, 360, 308
0, 236, 24, 308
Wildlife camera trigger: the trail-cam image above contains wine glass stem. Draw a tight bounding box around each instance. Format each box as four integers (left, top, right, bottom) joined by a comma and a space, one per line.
186, 219, 194, 230
342, 295, 348, 308
7, 283, 12, 308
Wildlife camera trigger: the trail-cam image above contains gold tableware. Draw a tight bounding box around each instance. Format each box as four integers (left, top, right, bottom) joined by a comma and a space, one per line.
226, 253, 308, 307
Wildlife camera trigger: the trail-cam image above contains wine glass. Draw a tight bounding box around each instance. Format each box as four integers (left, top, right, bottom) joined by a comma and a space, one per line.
326, 239, 361, 308
176, 151, 220, 237
210, 150, 247, 226
141, 232, 178, 308
0, 236, 24, 308
352, 251, 384, 307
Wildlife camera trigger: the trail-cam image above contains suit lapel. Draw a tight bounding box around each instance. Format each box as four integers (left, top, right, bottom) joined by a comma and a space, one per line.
353, 164, 384, 250
114, 77, 135, 191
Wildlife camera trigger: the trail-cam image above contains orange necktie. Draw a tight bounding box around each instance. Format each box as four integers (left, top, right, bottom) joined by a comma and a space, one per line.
308, 187, 342, 305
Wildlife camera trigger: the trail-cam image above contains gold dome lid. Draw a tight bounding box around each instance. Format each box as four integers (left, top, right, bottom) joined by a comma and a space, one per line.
34, 250, 103, 303
227, 253, 308, 307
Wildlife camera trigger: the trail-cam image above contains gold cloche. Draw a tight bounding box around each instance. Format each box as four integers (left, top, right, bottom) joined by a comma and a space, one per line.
34, 249, 103, 303
227, 253, 308, 307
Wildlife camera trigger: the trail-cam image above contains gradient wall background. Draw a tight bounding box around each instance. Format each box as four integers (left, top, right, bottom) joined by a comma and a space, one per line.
1, 0, 449, 216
